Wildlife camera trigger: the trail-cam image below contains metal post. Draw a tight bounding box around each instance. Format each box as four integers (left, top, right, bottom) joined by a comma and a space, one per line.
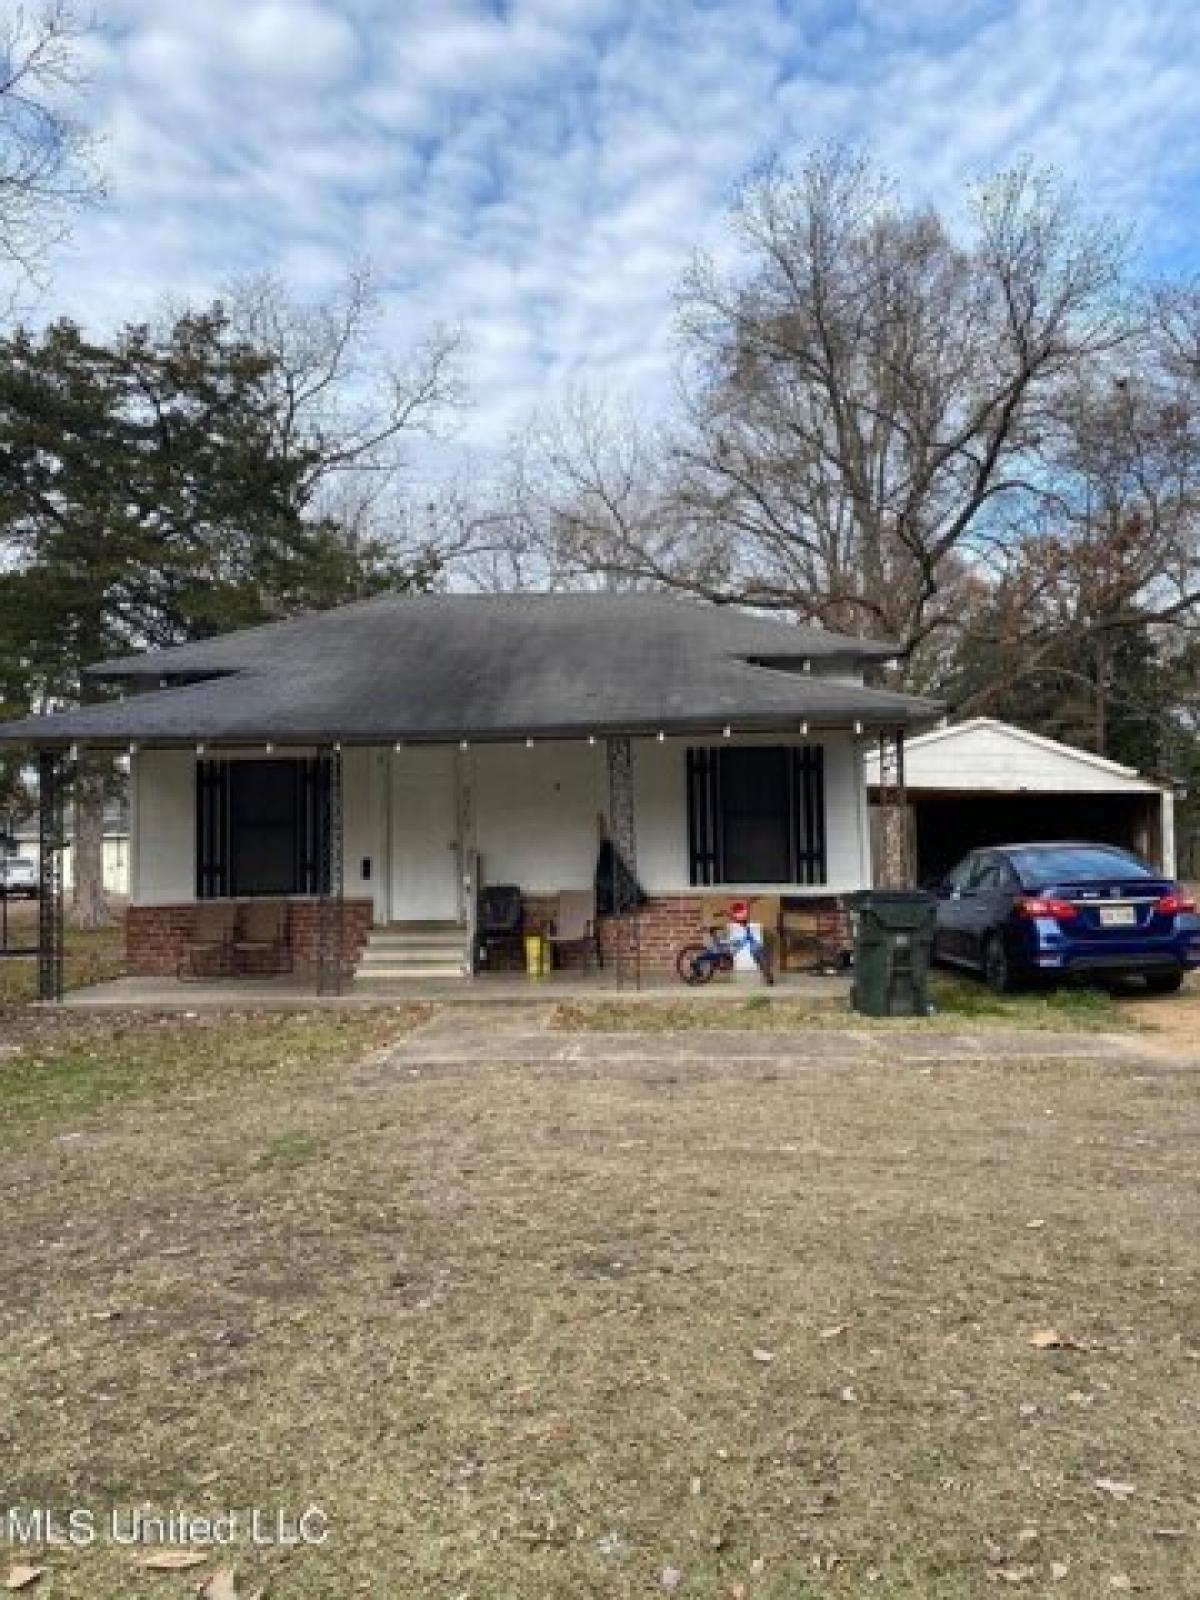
317, 744, 344, 996
37, 749, 66, 1003
606, 734, 641, 990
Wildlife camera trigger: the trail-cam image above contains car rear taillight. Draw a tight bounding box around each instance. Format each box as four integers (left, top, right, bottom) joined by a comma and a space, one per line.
1155, 892, 1197, 916
1014, 896, 1079, 921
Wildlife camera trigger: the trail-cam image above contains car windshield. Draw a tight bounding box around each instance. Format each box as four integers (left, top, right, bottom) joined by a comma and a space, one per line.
1009, 845, 1153, 883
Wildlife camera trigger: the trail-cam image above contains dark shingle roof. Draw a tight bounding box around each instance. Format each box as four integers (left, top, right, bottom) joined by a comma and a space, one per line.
0, 591, 941, 745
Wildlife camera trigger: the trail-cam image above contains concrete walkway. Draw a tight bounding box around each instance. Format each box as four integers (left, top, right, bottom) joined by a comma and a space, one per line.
367, 1001, 1142, 1075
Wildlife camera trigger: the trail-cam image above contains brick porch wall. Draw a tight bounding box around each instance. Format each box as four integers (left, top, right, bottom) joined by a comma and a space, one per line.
599, 894, 711, 972
126, 899, 374, 978
525, 893, 848, 974
519, 892, 712, 974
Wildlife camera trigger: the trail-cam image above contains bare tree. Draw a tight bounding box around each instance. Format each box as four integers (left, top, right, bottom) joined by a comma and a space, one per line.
0, 2, 100, 292
510, 388, 690, 591
953, 345, 1200, 750
223, 268, 464, 514
524, 152, 1129, 675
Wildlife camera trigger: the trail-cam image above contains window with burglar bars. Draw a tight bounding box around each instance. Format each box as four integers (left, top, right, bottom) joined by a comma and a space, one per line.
686, 745, 826, 886
196, 757, 332, 898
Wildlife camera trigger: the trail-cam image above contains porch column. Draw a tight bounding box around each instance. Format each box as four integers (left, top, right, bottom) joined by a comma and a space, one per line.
316, 743, 345, 996
605, 734, 641, 989
37, 748, 66, 1003
875, 728, 915, 887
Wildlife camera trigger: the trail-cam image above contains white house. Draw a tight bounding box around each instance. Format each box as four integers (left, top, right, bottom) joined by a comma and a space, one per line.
865, 717, 1176, 882
0, 592, 941, 993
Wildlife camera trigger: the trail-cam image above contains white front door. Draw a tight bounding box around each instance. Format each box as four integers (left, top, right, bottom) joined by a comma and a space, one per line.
389, 746, 461, 922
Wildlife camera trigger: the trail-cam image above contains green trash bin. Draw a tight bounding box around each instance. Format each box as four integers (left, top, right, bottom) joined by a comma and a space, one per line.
850, 890, 937, 1017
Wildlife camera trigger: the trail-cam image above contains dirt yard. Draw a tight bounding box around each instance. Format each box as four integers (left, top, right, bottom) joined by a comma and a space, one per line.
1, 993, 1198, 1598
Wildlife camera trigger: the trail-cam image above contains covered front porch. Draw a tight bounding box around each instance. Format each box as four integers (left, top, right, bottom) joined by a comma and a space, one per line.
26, 723, 904, 999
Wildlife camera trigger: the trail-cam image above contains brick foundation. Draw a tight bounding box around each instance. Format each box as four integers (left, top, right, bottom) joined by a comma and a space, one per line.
126, 899, 374, 979
128, 892, 846, 981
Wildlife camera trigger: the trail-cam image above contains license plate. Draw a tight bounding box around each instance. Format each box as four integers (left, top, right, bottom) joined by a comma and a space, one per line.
1099, 905, 1137, 928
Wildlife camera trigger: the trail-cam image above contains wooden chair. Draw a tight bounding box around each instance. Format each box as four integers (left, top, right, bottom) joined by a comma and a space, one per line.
778, 897, 849, 973
178, 902, 237, 980
547, 888, 601, 972
233, 900, 293, 976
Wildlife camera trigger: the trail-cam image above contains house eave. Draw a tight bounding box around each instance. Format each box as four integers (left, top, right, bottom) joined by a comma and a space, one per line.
0, 708, 944, 751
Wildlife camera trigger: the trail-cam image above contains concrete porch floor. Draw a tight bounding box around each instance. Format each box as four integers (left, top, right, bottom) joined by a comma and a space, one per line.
60, 969, 853, 1010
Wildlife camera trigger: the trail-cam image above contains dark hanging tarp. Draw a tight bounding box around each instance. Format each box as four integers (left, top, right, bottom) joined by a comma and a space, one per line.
595, 838, 647, 916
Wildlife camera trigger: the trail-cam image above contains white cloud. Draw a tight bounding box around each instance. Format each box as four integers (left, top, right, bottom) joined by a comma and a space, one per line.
26, 0, 1200, 478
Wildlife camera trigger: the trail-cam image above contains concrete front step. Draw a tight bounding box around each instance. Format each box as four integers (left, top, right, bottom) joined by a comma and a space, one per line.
357, 969, 469, 982
356, 921, 469, 981
359, 951, 466, 970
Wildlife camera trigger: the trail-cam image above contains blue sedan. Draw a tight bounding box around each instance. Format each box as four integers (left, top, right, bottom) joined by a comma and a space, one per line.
933, 842, 1200, 994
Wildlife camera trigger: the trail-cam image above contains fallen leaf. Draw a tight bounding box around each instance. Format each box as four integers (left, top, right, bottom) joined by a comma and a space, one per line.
3, 1568, 45, 1593
1094, 1478, 1137, 1500
138, 1551, 209, 1572
1029, 1329, 1083, 1351
198, 1569, 240, 1600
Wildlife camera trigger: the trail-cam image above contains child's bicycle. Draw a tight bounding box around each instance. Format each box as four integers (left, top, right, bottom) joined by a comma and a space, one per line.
675, 901, 775, 986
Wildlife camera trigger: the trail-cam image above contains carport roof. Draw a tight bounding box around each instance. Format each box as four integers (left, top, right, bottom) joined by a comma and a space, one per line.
0, 590, 943, 747
865, 717, 1166, 793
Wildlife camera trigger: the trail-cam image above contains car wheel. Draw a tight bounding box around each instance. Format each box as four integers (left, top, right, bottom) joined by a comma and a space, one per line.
1144, 969, 1185, 996
983, 934, 1018, 995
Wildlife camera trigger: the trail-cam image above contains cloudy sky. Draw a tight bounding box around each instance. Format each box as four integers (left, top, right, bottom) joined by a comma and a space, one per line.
47, 0, 1200, 459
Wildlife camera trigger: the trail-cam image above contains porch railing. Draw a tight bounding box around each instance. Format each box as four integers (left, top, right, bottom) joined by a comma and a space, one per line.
462, 846, 480, 975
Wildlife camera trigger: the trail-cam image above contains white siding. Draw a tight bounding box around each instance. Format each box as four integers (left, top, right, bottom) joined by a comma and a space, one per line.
132, 746, 388, 913
470, 740, 605, 892
132, 749, 195, 903
634, 733, 866, 893
130, 733, 875, 912
868, 720, 1162, 794
470, 732, 869, 896
342, 745, 387, 917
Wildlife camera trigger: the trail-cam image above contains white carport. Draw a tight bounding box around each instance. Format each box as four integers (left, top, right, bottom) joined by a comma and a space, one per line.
866, 718, 1175, 883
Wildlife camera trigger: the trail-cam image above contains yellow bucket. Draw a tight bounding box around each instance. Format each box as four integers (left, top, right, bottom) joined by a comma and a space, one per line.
524, 933, 548, 977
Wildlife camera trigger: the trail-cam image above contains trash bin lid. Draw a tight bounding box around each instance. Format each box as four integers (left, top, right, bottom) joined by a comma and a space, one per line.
849, 889, 936, 931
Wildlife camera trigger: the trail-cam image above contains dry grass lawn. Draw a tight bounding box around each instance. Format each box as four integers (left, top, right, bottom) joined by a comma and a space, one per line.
1, 993, 1199, 1598
0, 898, 126, 1010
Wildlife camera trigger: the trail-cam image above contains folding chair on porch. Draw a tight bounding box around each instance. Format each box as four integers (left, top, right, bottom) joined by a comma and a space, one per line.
547, 888, 601, 972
